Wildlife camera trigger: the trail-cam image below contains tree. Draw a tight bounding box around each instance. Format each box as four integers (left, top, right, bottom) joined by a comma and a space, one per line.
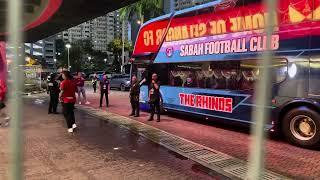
107, 38, 133, 73
120, 0, 163, 24
55, 39, 95, 72
120, 0, 163, 44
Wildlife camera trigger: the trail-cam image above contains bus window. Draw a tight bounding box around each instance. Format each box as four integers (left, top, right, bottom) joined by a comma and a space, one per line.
239, 59, 287, 90
169, 63, 201, 88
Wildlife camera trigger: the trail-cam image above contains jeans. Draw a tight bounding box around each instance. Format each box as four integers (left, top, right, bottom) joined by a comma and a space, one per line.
77, 86, 87, 102
48, 94, 59, 113
63, 103, 75, 129
100, 90, 109, 107
93, 83, 97, 93
149, 100, 160, 120
130, 97, 140, 116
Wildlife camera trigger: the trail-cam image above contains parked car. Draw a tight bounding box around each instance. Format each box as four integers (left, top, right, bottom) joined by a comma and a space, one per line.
88, 71, 105, 79
110, 74, 130, 91
72, 72, 86, 78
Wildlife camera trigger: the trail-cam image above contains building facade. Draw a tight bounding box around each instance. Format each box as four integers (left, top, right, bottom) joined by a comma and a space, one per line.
60, 9, 128, 53
164, 0, 213, 12
24, 36, 56, 69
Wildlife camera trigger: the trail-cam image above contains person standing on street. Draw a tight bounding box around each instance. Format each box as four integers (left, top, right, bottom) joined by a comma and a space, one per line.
59, 71, 77, 133
99, 74, 110, 108
92, 73, 98, 93
148, 73, 161, 122
47, 73, 60, 114
75, 72, 90, 105
129, 75, 146, 117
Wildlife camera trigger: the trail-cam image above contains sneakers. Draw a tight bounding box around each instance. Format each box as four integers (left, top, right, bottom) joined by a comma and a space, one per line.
85, 101, 90, 105
68, 128, 73, 133
72, 124, 77, 129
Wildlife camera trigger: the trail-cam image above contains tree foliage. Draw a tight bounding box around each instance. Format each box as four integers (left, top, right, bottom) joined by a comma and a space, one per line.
120, 0, 163, 23
107, 38, 133, 73
55, 39, 109, 74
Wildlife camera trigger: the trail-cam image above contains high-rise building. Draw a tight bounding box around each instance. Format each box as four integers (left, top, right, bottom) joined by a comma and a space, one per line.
164, 0, 213, 12
60, 10, 128, 53
24, 36, 56, 68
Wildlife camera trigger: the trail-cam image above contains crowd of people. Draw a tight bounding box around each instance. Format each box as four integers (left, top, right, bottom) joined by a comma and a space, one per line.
47, 70, 162, 133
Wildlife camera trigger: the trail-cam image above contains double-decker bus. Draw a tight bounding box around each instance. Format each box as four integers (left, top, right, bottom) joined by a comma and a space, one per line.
131, 0, 320, 148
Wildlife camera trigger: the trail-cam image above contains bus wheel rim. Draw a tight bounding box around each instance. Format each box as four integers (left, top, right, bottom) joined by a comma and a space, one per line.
290, 115, 316, 141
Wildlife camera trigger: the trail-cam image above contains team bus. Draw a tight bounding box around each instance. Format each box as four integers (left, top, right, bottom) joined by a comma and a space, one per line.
130, 0, 320, 148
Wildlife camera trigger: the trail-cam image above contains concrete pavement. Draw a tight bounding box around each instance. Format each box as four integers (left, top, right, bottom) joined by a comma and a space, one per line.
0, 97, 218, 180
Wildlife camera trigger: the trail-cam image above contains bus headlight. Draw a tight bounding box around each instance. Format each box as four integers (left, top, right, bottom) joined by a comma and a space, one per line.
288, 63, 297, 78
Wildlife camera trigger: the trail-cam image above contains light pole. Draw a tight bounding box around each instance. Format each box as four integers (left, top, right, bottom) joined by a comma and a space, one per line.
104, 58, 107, 63
54, 58, 57, 72
65, 43, 71, 71
121, 20, 125, 74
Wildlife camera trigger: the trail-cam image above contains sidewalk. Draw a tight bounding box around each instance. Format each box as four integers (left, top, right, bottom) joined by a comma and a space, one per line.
84, 88, 320, 179
0, 96, 217, 180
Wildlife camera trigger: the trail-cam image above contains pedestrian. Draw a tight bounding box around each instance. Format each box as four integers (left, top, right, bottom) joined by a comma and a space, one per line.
148, 73, 161, 122
129, 75, 146, 117
92, 72, 98, 93
0, 79, 9, 127
75, 72, 90, 105
99, 74, 110, 108
47, 73, 60, 114
59, 71, 77, 133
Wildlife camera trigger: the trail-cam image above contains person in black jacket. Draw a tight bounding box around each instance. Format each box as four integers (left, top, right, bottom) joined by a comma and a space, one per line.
99, 74, 110, 108
129, 75, 146, 117
148, 73, 161, 122
47, 73, 60, 114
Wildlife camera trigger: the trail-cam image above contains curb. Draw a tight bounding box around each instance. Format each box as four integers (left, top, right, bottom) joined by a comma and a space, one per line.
23, 90, 46, 96
77, 105, 291, 180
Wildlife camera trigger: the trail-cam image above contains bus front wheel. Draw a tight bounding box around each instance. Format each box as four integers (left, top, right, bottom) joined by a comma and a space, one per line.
282, 106, 320, 149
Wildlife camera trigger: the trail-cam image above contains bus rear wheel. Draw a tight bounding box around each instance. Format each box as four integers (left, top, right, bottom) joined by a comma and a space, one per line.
282, 106, 320, 149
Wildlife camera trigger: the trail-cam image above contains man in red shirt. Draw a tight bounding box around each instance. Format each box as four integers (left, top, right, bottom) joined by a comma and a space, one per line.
59, 71, 77, 133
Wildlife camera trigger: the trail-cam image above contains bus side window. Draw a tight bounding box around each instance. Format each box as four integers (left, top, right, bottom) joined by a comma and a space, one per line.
212, 69, 226, 89
169, 70, 183, 87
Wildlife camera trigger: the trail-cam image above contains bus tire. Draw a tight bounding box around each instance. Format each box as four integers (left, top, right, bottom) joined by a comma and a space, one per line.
282, 106, 320, 149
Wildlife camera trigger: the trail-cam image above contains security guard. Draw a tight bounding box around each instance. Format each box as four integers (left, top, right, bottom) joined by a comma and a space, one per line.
47, 73, 60, 114
129, 75, 146, 117
148, 73, 161, 122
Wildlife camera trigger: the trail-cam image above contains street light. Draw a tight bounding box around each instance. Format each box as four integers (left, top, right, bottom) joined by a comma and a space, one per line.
88, 56, 92, 61
54, 59, 57, 72
65, 43, 71, 71
137, 20, 141, 25
104, 58, 107, 63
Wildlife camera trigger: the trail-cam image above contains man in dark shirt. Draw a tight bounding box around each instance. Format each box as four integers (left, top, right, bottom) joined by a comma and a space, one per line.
129, 75, 146, 117
47, 73, 60, 114
92, 73, 98, 93
99, 74, 110, 108
148, 73, 161, 122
